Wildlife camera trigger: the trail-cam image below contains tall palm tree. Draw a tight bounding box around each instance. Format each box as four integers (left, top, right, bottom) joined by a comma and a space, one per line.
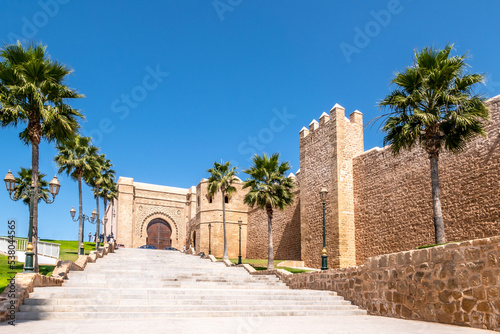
86, 153, 115, 248
54, 135, 98, 254
207, 161, 238, 259
379, 44, 489, 244
14, 168, 50, 206
0, 42, 83, 272
243, 153, 294, 269
99, 177, 117, 238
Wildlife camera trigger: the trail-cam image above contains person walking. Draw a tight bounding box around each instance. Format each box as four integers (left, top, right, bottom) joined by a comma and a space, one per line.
88, 232, 91, 242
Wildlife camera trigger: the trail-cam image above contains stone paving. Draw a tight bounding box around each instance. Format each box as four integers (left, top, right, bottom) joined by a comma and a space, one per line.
3, 249, 495, 332
0, 316, 494, 333
15, 249, 365, 319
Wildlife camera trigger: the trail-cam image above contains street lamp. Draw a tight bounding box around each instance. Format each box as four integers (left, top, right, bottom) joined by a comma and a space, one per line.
238, 218, 243, 265
70, 207, 96, 255
3, 170, 61, 273
320, 186, 328, 270
208, 222, 212, 255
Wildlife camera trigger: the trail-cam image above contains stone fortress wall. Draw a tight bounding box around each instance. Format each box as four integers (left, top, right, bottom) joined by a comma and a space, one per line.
299, 104, 364, 268
246, 186, 301, 260
111, 95, 499, 269
353, 96, 500, 265
185, 178, 248, 259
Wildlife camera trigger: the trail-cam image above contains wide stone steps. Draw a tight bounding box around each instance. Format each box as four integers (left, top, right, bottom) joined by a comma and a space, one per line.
16, 309, 366, 320
16, 249, 366, 319
24, 297, 350, 306
20, 304, 360, 313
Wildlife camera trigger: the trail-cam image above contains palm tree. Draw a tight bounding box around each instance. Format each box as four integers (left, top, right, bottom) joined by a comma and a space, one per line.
85, 153, 115, 248
54, 135, 98, 254
207, 161, 238, 259
14, 168, 50, 206
0, 42, 83, 272
379, 44, 489, 244
99, 177, 117, 238
243, 153, 294, 269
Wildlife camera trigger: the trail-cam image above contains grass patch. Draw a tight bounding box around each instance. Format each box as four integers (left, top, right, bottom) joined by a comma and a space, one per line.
251, 266, 312, 274
41, 239, 99, 261
219, 258, 313, 274
217, 258, 281, 267
0, 239, 100, 293
0, 255, 55, 294
417, 241, 460, 249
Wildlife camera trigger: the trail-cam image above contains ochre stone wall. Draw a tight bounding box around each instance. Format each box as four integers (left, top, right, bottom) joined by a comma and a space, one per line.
186, 179, 248, 258
277, 236, 500, 332
299, 105, 363, 269
246, 187, 301, 260
353, 96, 500, 264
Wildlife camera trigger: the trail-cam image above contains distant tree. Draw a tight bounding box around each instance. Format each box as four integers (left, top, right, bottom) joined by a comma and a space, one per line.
14, 168, 50, 206
379, 44, 489, 244
207, 160, 238, 259
243, 153, 294, 269
99, 176, 117, 237
55, 135, 98, 253
0, 42, 83, 272
85, 153, 115, 247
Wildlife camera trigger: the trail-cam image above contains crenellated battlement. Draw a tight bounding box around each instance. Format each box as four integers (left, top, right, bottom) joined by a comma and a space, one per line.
299, 103, 363, 139
299, 102, 364, 269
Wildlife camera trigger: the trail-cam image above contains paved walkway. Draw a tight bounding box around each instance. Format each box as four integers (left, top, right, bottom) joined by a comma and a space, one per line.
1, 316, 492, 333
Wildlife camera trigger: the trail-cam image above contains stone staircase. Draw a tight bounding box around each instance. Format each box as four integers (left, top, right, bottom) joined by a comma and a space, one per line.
17, 248, 366, 319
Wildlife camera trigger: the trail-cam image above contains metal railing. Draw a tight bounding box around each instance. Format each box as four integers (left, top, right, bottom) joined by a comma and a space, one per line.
0, 237, 60, 259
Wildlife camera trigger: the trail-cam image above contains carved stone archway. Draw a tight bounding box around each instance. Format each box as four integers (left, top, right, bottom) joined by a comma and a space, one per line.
138, 211, 180, 249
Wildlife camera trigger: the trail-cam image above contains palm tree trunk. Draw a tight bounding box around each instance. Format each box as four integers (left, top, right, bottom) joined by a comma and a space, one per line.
31, 140, 40, 273
95, 185, 100, 250
78, 173, 84, 255
267, 206, 274, 270
222, 191, 228, 260
103, 197, 108, 243
430, 155, 446, 244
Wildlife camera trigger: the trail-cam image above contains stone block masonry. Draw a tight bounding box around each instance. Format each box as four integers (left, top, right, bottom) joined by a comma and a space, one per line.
353, 96, 500, 264
273, 236, 500, 331
299, 104, 363, 269
246, 187, 301, 260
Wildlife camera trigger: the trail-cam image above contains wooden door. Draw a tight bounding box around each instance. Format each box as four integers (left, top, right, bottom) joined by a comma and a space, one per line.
146, 219, 172, 249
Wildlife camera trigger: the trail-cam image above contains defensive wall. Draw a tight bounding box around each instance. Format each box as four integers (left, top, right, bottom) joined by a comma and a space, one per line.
262, 236, 500, 332
246, 185, 301, 260
111, 96, 499, 270
185, 178, 248, 259
353, 96, 500, 264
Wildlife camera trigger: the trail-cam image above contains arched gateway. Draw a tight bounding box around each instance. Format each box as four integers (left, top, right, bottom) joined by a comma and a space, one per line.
146, 219, 172, 249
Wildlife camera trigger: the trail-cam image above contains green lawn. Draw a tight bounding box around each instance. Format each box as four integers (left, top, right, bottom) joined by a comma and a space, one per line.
41, 239, 99, 261
0, 239, 101, 294
219, 258, 313, 274
0, 255, 55, 294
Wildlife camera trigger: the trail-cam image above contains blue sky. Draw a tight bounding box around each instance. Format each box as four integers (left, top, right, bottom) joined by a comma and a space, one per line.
1, 0, 499, 240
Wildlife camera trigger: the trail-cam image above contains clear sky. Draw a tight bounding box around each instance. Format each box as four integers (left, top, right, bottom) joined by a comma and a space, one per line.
1, 0, 499, 241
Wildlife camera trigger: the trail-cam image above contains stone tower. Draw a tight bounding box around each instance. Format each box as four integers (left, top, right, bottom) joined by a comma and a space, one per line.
299, 104, 363, 268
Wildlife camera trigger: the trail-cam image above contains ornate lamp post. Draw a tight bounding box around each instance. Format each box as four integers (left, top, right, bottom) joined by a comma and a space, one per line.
3, 170, 61, 273
238, 218, 243, 265
320, 186, 328, 270
70, 207, 96, 255
208, 222, 212, 255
